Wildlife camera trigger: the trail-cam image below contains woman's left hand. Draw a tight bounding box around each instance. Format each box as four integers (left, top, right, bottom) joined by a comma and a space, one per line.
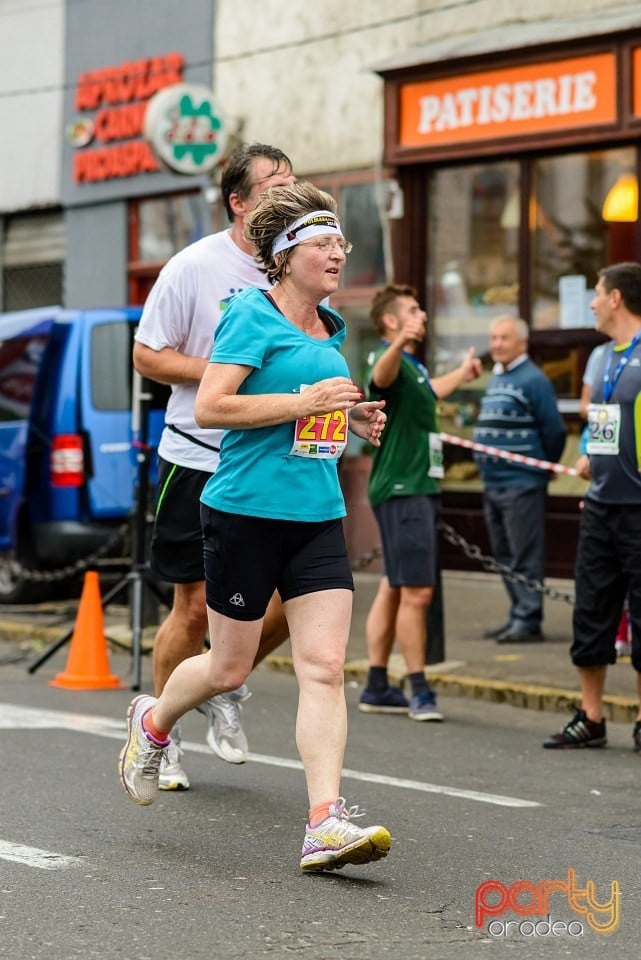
349, 400, 386, 447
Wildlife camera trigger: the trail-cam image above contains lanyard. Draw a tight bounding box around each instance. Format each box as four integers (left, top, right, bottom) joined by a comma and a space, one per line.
603, 332, 641, 402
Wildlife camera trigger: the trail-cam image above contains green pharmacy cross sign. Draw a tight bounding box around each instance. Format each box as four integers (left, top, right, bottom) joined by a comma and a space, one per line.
145, 83, 229, 175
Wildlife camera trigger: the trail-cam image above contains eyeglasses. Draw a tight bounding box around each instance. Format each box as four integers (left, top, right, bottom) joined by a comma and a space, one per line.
298, 238, 353, 255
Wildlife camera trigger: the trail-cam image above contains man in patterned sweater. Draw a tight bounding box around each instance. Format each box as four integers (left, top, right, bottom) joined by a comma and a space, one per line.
473, 315, 566, 643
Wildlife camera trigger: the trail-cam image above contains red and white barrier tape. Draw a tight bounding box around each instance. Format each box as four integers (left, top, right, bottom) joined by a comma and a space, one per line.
439, 432, 577, 477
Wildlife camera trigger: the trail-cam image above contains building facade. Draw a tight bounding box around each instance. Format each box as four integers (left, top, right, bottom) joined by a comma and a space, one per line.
2, 0, 641, 574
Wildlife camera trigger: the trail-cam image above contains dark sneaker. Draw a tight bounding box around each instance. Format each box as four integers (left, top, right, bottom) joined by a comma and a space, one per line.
408, 690, 443, 722
359, 686, 409, 714
543, 708, 607, 749
633, 721, 641, 754
483, 623, 511, 639
496, 627, 544, 644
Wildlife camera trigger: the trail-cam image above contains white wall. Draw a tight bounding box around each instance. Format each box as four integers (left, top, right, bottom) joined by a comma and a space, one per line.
213, 0, 641, 176
0, 0, 65, 212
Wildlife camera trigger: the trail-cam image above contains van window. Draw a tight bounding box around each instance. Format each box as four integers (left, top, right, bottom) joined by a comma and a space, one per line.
0, 334, 48, 421
91, 321, 133, 411
90, 320, 170, 414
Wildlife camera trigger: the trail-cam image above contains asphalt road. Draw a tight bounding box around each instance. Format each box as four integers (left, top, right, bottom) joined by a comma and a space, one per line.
1, 643, 640, 960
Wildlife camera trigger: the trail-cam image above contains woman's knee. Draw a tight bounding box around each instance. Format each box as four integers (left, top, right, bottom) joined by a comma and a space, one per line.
202, 657, 251, 694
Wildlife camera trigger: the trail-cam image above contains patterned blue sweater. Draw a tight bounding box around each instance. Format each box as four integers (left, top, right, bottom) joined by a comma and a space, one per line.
473, 358, 567, 489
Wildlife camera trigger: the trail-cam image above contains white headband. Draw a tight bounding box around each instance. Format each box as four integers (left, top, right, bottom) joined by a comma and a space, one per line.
272, 210, 343, 256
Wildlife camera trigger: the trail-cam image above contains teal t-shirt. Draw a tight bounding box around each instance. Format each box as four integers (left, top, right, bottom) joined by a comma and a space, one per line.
366, 344, 441, 507
201, 286, 350, 521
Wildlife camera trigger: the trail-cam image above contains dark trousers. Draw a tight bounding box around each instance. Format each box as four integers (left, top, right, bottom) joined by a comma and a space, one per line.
483, 486, 546, 631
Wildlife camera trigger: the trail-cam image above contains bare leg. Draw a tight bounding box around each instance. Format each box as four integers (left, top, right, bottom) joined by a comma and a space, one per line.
151, 607, 262, 733
286, 589, 352, 809
579, 664, 607, 722
365, 577, 400, 667
253, 591, 290, 668
395, 585, 433, 674
152, 581, 208, 695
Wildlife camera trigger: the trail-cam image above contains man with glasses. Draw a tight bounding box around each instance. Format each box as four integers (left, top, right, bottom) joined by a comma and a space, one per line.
133, 143, 296, 790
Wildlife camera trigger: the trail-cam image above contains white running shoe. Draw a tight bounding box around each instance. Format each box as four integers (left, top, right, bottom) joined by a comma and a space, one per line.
118, 695, 167, 805
300, 798, 392, 872
159, 724, 190, 791
198, 686, 251, 764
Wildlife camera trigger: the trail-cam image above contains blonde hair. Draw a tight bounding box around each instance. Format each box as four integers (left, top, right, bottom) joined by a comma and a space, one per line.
244, 181, 338, 283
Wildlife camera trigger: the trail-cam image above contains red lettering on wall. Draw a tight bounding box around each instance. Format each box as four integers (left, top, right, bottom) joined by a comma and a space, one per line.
94, 102, 147, 142
74, 53, 184, 109
71, 52, 184, 184
73, 140, 161, 183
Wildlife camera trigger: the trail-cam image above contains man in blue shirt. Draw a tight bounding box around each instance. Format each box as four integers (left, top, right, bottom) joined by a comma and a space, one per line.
544, 262, 641, 751
474, 316, 567, 643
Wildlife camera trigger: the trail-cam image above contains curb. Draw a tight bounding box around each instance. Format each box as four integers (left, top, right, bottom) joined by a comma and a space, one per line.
3, 620, 637, 724
266, 655, 639, 725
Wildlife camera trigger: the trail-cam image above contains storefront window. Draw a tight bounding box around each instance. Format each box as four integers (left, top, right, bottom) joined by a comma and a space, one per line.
428, 161, 520, 376
137, 192, 211, 263
339, 183, 386, 288
531, 147, 637, 330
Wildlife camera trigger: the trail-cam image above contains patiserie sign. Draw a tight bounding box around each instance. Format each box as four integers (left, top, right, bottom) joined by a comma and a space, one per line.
67, 52, 185, 183
399, 53, 617, 149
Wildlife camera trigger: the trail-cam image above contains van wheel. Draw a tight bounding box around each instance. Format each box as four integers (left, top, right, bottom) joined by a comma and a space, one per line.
0, 553, 45, 604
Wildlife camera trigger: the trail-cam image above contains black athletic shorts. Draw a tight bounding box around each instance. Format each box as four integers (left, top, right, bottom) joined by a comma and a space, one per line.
373, 494, 440, 588
148, 458, 210, 583
572, 499, 641, 671
201, 505, 354, 621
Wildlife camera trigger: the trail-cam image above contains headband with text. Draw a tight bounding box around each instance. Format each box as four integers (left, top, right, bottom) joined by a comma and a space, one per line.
272, 210, 343, 255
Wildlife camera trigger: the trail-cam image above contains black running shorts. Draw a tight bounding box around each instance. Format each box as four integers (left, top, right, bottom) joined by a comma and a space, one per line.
201, 505, 354, 621
572, 499, 641, 670
148, 458, 210, 583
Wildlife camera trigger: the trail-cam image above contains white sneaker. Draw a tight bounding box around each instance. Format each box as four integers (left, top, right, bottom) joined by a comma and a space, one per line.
300, 798, 392, 872
118, 695, 167, 805
199, 686, 250, 764
159, 724, 190, 791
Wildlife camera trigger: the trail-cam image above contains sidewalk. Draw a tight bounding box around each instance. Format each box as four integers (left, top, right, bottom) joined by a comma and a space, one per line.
1, 570, 638, 722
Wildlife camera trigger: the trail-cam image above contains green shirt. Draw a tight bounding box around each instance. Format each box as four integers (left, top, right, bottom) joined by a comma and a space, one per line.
366, 343, 441, 507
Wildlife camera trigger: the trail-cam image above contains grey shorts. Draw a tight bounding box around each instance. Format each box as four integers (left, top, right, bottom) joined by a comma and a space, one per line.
373, 495, 440, 588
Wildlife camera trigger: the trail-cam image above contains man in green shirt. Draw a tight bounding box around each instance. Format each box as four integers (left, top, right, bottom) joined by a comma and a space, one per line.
359, 283, 482, 720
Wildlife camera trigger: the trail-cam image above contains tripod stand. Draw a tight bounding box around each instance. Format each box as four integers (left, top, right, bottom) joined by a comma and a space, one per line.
27, 373, 169, 689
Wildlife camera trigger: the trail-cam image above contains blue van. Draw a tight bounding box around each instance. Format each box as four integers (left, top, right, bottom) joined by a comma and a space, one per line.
0, 306, 166, 602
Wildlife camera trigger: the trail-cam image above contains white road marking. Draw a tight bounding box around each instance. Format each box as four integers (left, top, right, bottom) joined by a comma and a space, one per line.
2, 702, 541, 809
0, 840, 83, 870
247, 754, 540, 808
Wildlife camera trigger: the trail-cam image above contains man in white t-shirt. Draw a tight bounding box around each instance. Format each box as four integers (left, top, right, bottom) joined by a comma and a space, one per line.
133, 143, 296, 789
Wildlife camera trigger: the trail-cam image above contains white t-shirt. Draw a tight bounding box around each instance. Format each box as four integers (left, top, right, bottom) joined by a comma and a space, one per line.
135, 229, 268, 471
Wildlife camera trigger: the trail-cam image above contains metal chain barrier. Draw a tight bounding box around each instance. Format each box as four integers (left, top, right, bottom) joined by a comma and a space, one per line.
350, 522, 575, 606
3, 522, 129, 586
437, 520, 575, 605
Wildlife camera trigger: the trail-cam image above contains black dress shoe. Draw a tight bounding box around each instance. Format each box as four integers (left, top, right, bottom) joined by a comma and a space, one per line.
496, 627, 544, 644
483, 623, 511, 639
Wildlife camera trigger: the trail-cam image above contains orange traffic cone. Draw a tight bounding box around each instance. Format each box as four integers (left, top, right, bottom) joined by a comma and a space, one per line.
50, 571, 124, 690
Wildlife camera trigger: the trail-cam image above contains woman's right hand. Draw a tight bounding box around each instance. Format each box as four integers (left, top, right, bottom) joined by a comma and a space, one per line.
299, 377, 363, 415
